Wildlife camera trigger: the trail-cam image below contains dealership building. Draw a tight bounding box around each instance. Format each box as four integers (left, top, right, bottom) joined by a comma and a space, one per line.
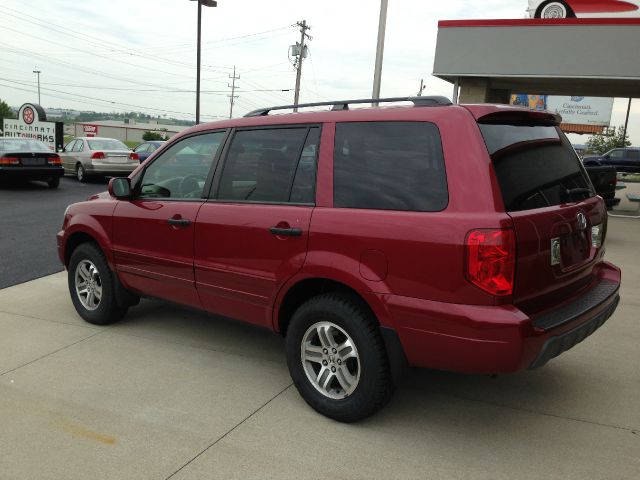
73, 120, 187, 143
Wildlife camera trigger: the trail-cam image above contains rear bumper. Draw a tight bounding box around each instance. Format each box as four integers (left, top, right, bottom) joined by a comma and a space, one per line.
84, 162, 138, 177
383, 261, 621, 374
0, 166, 64, 180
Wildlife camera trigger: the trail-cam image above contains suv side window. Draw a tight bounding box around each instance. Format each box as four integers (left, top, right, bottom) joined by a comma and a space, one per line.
137, 132, 225, 200
628, 150, 639, 160
333, 122, 447, 211
216, 127, 318, 204
609, 149, 624, 159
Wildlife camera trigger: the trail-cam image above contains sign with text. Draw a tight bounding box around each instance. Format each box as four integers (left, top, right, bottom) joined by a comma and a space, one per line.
510, 95, 614, 126
2, 103, 64, 151
82, 124, 99, 137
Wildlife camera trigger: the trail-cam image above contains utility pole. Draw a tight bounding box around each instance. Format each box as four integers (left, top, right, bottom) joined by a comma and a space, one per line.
292, 20, 311, 112
228, 65, 240, 118
33, 70, 41, 105
190, 0, 218, 124
622, 98, 632, 147
372, 0, 388, 105
417, 78, 425, 96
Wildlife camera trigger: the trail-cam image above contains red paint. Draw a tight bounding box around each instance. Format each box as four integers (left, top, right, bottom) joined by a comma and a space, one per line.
58, 102, 621, 374
439, 17, 640, 27
568, 0, 639, 13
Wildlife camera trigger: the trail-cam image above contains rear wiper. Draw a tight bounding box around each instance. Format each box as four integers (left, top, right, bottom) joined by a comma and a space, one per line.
566, 187, 592, 199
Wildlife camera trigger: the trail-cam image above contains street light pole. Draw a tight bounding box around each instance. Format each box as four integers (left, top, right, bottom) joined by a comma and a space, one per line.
372, 0, 388, 105
33, 70, 41, 105
190, 0, 217, 124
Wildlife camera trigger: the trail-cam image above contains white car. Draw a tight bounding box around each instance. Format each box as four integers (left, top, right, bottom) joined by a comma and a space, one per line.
60, 137, 139, 182
528, 0, 640, 18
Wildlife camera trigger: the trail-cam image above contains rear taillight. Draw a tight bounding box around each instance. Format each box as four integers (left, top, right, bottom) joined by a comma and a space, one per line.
91, 151, 106, 160
47, 155, 62, 165
465, 229, 515, 296
129, 152, 139, 161
0, 156, 20, 165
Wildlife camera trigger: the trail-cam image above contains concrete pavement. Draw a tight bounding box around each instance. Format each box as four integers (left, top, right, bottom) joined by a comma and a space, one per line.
0, 218, 639, 479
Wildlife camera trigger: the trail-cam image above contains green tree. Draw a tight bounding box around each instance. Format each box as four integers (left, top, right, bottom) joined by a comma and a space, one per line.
586, 126, 631, 155
0, 98, 15, 132
142, 130, 166, 141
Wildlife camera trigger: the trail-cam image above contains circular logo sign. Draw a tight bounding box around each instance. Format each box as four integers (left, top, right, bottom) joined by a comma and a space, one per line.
23, 106, 35, 125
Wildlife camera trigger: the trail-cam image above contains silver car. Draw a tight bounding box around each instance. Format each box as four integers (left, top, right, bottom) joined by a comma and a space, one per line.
61, 137, 139, 182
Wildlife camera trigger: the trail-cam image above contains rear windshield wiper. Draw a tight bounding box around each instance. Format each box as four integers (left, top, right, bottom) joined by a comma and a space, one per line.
566, 187, 592, 199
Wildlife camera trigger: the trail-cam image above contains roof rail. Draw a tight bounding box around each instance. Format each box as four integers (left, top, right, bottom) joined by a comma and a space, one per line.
243, 96, 452, 117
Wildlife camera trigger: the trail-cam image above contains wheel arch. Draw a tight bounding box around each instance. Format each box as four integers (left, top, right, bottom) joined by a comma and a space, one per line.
62, 221, 115, 270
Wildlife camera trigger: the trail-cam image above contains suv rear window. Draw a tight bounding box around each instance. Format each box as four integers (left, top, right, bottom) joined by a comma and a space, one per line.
479, 124, 594, 212
333, 122, 447, 211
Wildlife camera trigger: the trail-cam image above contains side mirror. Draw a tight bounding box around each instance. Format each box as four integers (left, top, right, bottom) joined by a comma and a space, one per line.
108, 177, 131, 199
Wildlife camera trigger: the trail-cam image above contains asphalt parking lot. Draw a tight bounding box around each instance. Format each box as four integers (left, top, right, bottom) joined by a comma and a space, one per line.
0, 177, 105, 289
0, 183, 639, 479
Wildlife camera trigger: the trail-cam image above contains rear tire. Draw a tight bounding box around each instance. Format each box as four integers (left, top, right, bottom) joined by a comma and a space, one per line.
47, 177, 60, 189
286, 293, 393, 422
536, 1, 574, 18
76, 164, 87, 183
68, 243, 128, 325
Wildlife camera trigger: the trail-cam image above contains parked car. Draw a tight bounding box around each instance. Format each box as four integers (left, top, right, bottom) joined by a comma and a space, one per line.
133, 141, 166, 162
60, 137, 140, 182
0, 138, 63, 188
57, 97, 621, 422
583, 147, 640, 173
582, 162, 619, 209
528, 0, 640, 18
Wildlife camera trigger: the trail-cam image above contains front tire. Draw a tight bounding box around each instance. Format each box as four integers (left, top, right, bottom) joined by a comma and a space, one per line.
47, 177, 60, 189
286, 293, 393, 422
68, 243, 128, 325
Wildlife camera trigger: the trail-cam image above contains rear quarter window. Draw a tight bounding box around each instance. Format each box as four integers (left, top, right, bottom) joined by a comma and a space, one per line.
480, 124, 594, 212
333, 121, 448, 212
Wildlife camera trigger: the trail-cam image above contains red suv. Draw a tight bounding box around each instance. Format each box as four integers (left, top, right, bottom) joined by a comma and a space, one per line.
57, 97, 621, 422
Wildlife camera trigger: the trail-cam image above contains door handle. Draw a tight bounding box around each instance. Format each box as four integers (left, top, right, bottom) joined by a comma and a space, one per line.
269, 227, 302, 237
168, 218, 191, 227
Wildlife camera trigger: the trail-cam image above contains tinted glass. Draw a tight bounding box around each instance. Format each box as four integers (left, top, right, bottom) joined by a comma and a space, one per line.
480, 124, 594, 212
138, 132, 224, 199
217, 128, 310, 203
333, 122, 447, 211
87, 139, 128, 151
135, 143, 150, 153
0, 139, 49, 152
628, 150, 639, 160
609, 150, 623, 159
290, 128, 320, 204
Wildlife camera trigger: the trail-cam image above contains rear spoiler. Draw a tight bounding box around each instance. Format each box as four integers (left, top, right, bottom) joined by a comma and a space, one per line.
475, 110, 562, 127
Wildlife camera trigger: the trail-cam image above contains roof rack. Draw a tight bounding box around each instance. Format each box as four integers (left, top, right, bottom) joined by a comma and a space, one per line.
243, 96, 452, 117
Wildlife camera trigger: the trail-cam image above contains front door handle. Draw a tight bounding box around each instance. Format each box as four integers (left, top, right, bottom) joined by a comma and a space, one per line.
269, 227, 302, 237
168, 218, 191, 227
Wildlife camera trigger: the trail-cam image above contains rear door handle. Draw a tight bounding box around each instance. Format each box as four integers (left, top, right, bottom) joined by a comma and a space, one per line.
168, 218, 191, 227
269, 227, 302, 237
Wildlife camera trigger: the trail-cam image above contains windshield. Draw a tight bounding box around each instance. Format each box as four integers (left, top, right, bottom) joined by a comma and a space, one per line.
0, 139, 51, 152
87, 139, 129, 151
479, 123, 595, 212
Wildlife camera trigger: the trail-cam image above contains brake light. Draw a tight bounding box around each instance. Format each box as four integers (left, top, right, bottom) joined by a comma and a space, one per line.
129, 152, 139, 161
0, 156, 20, 165
465, 229, 515, 296
47, 155, 62, 165
91, 151, 106, 160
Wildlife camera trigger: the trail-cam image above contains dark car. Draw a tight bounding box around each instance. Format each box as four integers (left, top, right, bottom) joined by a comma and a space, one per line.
0, 138, 64, 188
133, 141, 166, 162
57, 97, 621, 422
582, 162, 620, 209
583, 147, 640, 173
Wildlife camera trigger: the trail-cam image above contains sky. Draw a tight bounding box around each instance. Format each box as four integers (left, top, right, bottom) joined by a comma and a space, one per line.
0, 0, 637, 144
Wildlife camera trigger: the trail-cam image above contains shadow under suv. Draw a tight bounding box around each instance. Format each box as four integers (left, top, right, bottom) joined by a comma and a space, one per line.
57, 97, 621, 422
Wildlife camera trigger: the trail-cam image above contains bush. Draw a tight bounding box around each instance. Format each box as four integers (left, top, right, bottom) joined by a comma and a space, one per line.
142, 130, 166, 141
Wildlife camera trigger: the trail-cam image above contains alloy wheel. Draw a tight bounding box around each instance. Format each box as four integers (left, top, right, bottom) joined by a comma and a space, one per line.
301, 321, 360, 399
74, 259, 102, 311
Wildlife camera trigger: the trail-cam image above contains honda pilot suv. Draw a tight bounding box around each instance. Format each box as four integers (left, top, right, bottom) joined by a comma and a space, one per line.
57, 97, 621, 422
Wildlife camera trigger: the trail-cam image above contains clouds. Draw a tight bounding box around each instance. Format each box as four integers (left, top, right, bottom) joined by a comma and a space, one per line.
0, 0, 636, 143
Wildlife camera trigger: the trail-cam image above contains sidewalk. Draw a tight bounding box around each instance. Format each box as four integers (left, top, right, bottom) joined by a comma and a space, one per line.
0, 219, 638, 480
